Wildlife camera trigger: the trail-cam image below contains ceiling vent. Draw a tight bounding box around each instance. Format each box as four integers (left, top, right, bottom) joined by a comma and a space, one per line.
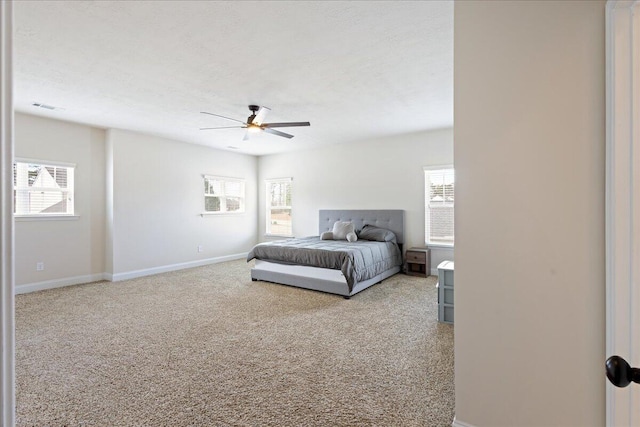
32, 103, 58, 110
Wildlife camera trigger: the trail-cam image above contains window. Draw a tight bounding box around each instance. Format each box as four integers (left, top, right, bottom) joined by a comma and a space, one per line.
14, 160, 75, 216
425, 167, 454, 246
203, 175, 245, 214
266, 178, 292, 236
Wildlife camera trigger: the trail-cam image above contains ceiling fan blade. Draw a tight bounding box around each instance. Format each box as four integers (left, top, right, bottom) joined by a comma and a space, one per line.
262, 122, 311, 128
200, 111, 246, 124
253, 106, 270, 125
199, 126, 246, 130
263, 127, 294, 139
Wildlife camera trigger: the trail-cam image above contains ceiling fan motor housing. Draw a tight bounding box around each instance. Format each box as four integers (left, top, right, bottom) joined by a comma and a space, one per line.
247, 105, 260, 124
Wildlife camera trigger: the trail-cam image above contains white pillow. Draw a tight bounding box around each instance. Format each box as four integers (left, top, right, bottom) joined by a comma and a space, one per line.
320, 231, 334, 240
346, 231, 358, 242
332, 221, 355, 240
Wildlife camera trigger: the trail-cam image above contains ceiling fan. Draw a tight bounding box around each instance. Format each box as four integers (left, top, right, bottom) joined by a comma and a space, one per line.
200, 105, 310, 140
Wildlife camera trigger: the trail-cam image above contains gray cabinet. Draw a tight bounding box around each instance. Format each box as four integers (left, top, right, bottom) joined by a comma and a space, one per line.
437, 261, 454, 324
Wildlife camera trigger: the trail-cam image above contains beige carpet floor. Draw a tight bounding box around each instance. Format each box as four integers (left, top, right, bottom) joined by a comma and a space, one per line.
16, 259, 454, 426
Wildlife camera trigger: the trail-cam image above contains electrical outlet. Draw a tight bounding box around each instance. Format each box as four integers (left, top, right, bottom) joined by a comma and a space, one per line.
36, 262, 44, 271
198, 245, 203, 253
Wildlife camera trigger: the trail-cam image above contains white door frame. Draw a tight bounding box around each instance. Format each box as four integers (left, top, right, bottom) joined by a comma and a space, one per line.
606, 1, 640, 425
0, 0, 15, 426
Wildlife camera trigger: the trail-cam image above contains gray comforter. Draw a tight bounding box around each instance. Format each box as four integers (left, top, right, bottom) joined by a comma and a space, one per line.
246, 237, 402, 290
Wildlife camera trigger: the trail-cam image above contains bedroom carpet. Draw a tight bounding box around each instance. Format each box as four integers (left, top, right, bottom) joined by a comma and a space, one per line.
15, 259, 454, 426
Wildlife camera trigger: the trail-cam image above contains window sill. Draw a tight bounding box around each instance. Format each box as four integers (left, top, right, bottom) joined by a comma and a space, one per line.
264, 234, 294, 239
200, 212, 245, 217
15, 215, 79, 222
426, 243, 454, 250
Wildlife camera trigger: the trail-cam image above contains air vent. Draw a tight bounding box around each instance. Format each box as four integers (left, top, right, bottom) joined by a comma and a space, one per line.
32, 103, 57, 110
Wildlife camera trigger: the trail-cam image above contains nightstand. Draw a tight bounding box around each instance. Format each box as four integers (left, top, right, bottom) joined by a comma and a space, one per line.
405, 247, 431, 277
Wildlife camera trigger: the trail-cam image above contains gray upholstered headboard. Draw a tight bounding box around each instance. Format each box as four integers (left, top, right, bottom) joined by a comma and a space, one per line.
318, 210, 405, 245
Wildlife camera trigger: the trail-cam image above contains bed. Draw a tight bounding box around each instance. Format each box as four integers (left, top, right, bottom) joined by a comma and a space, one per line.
247, 209, 404, 298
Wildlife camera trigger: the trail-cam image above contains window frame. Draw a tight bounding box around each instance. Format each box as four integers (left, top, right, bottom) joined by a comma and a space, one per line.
202, 175, 246, 215
424, 165, 455, 247
265, 177, 293, 237
13, 158, 76, 219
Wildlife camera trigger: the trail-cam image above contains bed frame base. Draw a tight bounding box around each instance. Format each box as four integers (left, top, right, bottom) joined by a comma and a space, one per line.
251, 265, 401, 298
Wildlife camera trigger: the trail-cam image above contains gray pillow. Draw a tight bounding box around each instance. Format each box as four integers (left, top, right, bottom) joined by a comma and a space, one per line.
358, 224, 396, 242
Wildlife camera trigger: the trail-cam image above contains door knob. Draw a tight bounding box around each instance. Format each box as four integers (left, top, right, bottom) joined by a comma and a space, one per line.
606, 355, 640, 387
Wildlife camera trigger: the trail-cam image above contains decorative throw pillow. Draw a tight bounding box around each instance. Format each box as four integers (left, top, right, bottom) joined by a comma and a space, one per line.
358, 224, 397, 242
332, 221, 355, 240
346, 232, 358, 242
320, 231, 334, 240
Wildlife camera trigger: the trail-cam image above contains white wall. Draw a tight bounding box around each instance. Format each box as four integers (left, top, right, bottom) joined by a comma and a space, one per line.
106, 129, 258, 279
15, 115, 259, 287
18, 113, 445, 286
258, 128, 454, 268
454, 1, 605, 426
14, 113, 106, 288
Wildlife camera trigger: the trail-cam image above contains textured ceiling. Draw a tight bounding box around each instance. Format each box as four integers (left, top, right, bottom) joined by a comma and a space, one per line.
14, 1, 453, 156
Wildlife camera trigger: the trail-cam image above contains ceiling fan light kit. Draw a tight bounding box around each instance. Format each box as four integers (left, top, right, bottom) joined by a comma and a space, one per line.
200, 105, 310, 140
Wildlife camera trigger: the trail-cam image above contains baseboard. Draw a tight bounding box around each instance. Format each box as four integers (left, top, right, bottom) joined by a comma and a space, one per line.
452, 416, 477, 427
15, 273, 108, 295
16, 253, 249, 293
109, 252, 248, 282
